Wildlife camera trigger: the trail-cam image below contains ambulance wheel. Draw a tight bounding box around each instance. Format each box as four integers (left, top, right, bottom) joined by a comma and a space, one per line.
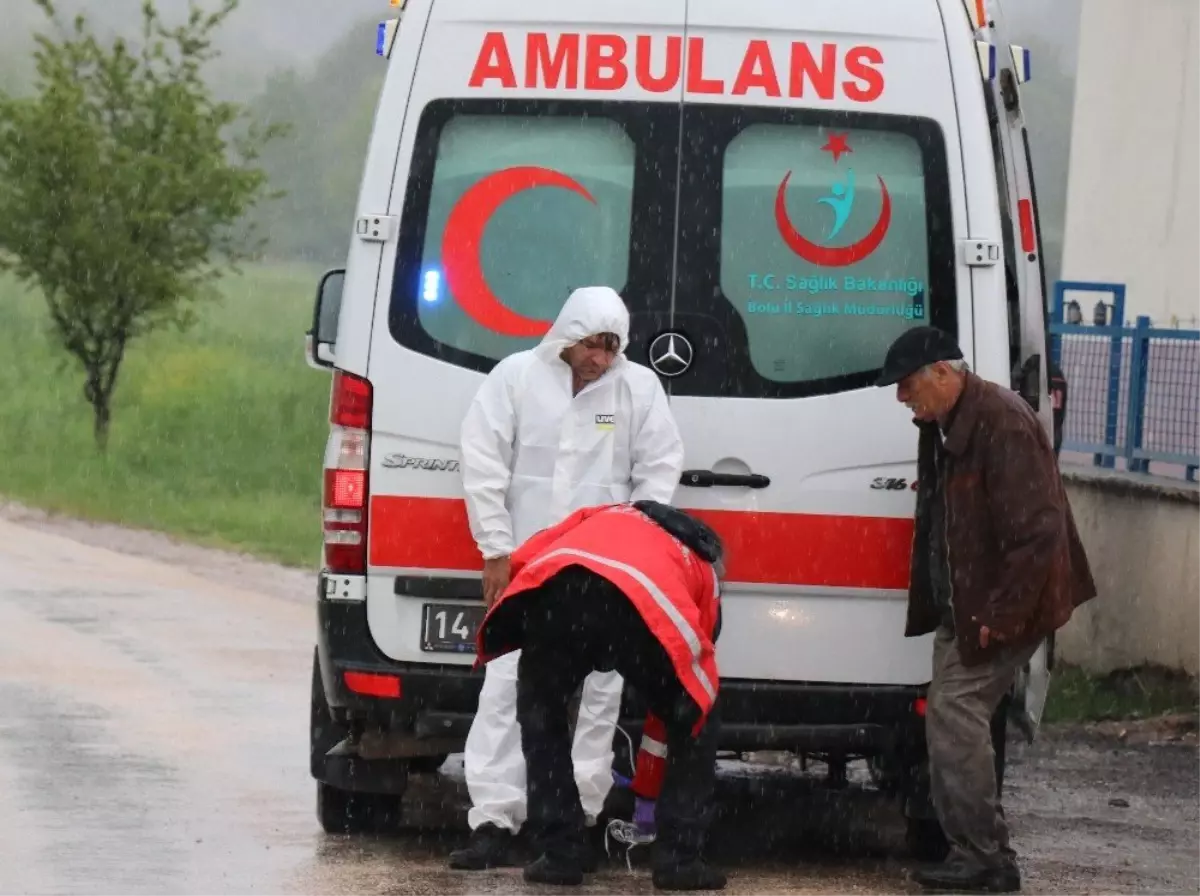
317, 782, 402, 834
310, 649, 346, 778
310, 650, 405, 834
905, 817, 950, 862
867, 751, 905, 793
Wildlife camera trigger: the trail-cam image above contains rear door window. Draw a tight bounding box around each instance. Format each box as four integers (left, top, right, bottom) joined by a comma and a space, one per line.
389, 100, 679, 373
674, 105, 958, 398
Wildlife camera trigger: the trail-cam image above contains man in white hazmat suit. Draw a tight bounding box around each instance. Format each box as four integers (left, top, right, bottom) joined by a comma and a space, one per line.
450, 285, 685, 870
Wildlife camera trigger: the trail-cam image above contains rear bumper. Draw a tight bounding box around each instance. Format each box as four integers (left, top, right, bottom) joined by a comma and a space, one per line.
315, 576, 930, 756
315, 579, 484, 730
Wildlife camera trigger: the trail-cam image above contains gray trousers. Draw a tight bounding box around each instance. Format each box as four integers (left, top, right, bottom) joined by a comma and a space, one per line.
927, 627, 1038, 865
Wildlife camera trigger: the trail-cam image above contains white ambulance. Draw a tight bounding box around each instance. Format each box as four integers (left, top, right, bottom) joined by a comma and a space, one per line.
306, 0, 1055, 854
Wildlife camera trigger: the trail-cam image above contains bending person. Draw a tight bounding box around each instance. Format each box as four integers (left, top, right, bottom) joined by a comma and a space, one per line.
477, 500, 727, 891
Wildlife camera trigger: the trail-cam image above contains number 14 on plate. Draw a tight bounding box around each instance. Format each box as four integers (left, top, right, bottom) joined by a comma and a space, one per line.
421, 602, 485, 653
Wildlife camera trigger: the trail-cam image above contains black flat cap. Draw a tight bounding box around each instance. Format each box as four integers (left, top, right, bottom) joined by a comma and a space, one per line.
876, 326, 963, 387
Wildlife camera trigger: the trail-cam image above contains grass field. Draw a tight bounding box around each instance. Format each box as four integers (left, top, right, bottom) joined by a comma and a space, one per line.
1042, 664, 1198, 725
0, 263, 331, 568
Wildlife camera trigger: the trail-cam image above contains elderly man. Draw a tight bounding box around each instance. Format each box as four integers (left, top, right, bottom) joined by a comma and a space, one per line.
876, 327, 1096, 894
452, 285, 685, 870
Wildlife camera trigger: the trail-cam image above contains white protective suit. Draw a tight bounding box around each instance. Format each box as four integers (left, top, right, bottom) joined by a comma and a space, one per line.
459, 285, 685, 833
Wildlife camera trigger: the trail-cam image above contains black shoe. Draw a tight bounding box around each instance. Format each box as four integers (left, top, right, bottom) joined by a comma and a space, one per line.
524, 854, 584, 886
448, 823, 516, 870
652, 860, 727, 891
913, 857, 1021, 893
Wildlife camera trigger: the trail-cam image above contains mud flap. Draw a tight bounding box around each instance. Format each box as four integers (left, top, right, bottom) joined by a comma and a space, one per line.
1008, 638, 1051, 743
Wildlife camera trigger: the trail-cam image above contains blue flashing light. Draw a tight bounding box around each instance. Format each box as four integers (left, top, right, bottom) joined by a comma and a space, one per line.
976, 40, 997, 82
1012, 45, 1032, 84
376, 19, 400, 58
422, 269, 442, 303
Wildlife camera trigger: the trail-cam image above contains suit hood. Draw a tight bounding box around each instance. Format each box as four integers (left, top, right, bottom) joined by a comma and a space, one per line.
534, 286, 630, 362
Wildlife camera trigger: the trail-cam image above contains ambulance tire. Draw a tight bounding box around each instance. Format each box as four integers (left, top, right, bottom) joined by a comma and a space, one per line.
317, 782, 403, 835
906, 817, 950, 862
310, 649, 405, 834
310, 650, 346, 779
867, 751, 905, 793
902, 820, 950, 863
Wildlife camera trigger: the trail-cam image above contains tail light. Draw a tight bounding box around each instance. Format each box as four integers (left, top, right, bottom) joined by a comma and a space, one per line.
331, 370, 372, 429
323, 371, 373, 574
344, 670, 401, 699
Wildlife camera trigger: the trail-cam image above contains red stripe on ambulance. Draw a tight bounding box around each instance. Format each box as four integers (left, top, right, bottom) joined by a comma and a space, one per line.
370, 496, 483, 572
688, 508, 912, 591
469, 32, 885, 102
369, 496, 912, 591
1018, 198, 1036, 254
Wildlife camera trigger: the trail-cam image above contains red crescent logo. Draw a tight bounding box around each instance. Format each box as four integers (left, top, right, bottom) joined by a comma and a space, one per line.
774, 172, 892, 267
441, 166, 596, 338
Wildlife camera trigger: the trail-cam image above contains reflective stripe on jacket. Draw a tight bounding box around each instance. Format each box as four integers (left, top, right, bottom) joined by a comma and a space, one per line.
630, 714, 669, 800
476, 503, 721, 733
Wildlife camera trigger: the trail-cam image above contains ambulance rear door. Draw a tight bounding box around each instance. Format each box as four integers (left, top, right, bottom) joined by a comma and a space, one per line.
363, 0, 688, 664
976, 3, 1055, 736
664, 0, 975, 685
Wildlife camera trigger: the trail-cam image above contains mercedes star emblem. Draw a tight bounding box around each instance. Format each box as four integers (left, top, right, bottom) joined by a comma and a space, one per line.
648, 332, 694, 378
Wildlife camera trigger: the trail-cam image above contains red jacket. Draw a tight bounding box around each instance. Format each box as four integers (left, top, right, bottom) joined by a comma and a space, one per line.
476, 503, 722, 741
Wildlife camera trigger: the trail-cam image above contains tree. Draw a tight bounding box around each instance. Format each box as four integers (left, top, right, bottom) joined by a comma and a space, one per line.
0, 0, 285, 448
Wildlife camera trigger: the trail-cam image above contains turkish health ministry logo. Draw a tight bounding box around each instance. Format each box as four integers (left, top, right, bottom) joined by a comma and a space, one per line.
775, 132, 892, 267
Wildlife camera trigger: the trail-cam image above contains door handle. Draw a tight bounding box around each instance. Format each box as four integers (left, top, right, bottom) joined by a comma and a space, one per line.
680, 469, 771, 489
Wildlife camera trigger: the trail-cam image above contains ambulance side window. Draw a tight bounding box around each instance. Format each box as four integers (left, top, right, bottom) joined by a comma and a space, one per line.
674, 105, 957, 400
720, 123, 931, 384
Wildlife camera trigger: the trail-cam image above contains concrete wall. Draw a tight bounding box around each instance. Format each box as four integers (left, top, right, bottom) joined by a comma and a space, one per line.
1057, 468, 1199, 675
1061, 0, 1200, 326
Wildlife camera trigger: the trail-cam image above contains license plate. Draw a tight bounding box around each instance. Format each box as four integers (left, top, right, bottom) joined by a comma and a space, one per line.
420, 603, 485, 653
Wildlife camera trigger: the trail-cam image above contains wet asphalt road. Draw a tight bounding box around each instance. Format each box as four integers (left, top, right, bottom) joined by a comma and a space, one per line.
0, 511, 1196, 895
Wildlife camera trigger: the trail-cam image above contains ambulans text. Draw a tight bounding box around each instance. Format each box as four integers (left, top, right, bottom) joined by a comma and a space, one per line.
469, 32, 885, 102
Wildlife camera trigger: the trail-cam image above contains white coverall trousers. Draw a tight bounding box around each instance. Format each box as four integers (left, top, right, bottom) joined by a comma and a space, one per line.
464, 650, 623, 832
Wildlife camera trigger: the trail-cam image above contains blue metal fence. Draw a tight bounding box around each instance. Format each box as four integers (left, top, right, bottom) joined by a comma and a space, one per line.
1051, 281, 1199, 481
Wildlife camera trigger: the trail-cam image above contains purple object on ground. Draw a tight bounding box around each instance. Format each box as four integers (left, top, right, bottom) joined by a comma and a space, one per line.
634, 796, 656, 832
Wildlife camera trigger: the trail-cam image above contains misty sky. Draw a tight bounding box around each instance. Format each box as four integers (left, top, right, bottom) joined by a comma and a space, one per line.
999, 0, 1082, 73
3, 0, 383, 71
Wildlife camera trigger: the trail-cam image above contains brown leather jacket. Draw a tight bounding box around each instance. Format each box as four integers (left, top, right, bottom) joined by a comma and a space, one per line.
906, 373, 1097, 666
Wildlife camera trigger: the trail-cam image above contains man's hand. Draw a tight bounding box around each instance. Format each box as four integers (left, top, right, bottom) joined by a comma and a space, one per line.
979, 624, 1004, 650
483, 556, 511, 609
